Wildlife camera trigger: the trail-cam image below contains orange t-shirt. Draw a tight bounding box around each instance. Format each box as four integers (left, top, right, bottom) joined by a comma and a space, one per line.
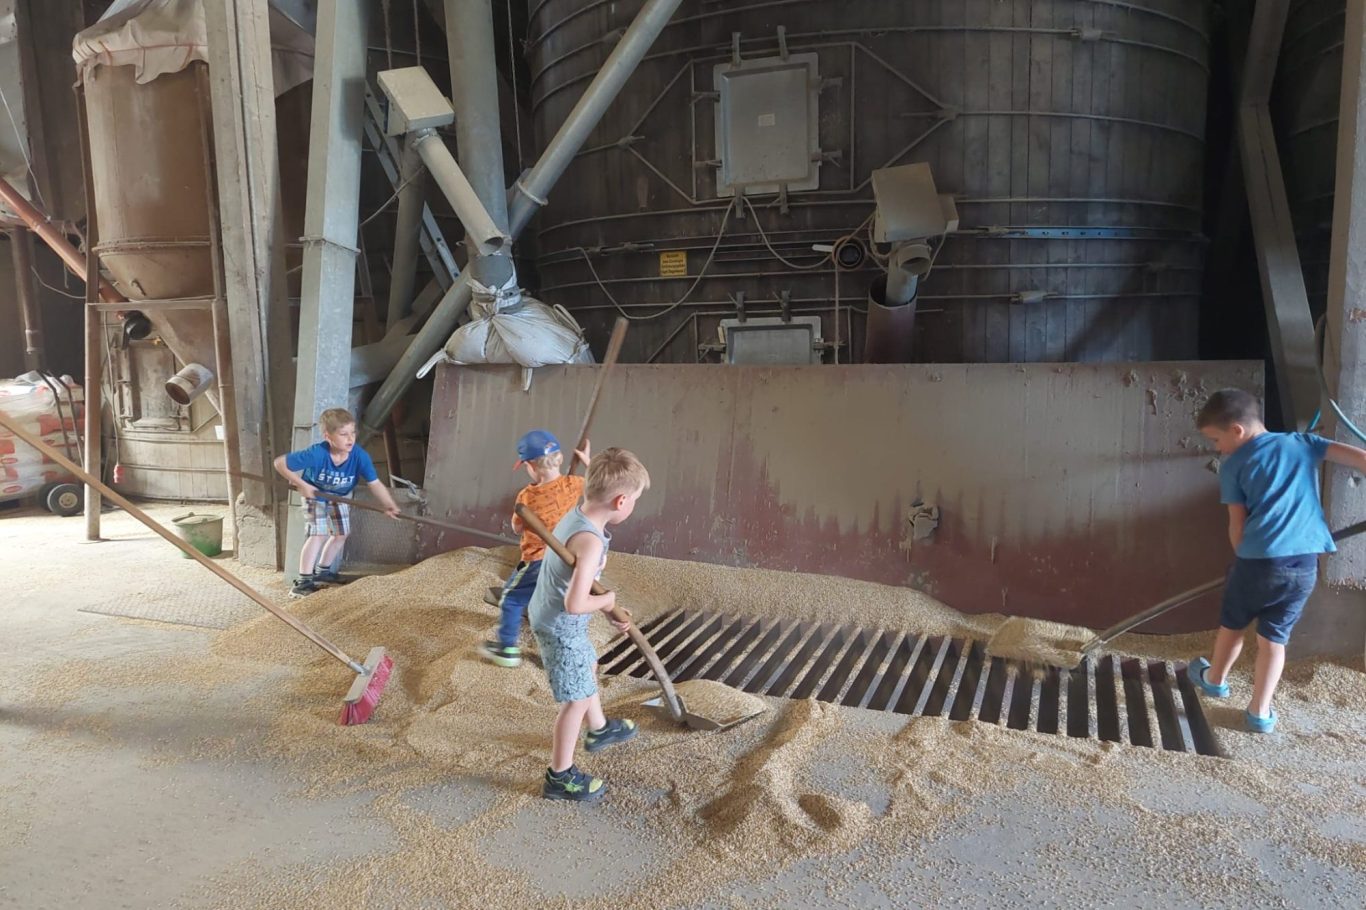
515, 474, 585, 562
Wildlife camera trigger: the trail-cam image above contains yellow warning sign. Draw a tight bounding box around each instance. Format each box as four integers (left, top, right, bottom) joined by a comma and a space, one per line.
659, 250, 688, 277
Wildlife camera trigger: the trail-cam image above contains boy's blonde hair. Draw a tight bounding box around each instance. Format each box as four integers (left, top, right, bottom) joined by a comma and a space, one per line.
585, 447, 650, 503
531, 449, 564, 472
320, 407, 356, 434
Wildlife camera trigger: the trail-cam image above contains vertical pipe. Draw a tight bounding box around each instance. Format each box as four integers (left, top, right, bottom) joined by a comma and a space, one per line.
76, 83, 101, 540
445, 0, 514, 289
445, 0, 510, 232
358, 0, 685, 442
386, 139, 426, 332
11, 228, 44, 371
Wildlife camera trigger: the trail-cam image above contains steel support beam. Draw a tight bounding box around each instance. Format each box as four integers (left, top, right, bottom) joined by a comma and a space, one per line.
204, 0, 291, 563
1324, 0, 1366, 587
287, 0, 371, 570
358, 0, 685, 442
1237, 0, 1318, 429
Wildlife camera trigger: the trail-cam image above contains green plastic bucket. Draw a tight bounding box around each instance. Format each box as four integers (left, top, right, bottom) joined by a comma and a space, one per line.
171, 511, 224, 559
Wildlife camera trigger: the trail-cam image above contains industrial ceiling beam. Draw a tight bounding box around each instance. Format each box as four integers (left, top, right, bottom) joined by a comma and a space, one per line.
204, 0, 290, 564
287, 0, 371, 569
358, 0, 686, 443
1236, 0, 1319, 429
1323, 0, 1366, 588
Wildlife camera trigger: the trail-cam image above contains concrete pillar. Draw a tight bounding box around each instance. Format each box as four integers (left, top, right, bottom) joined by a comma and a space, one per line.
1322, 0, 1366, 660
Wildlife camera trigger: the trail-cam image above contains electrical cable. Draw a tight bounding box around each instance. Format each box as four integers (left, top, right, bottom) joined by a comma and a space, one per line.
577, 196, 737, 321
1314, 313, 1366, 445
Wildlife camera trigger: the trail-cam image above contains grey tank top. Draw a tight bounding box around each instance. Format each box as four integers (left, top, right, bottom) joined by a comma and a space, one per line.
528, 506, 610, 635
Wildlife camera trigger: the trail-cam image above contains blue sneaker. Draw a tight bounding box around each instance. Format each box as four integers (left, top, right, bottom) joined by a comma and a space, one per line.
1187, 658, 1230, 698
584, 718, 638, 753
543, 765, 605, 802
1245, 709, 1277, 734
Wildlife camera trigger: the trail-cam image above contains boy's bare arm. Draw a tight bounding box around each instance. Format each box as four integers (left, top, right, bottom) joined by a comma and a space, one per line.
1324, 442, 1366, 473
367, 478, 402, 517
273, 454, 317, 500
563, 533, 615, 615
1227, 504, 1246, 552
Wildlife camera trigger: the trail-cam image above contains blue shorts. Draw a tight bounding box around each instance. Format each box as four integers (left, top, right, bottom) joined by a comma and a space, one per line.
1219, 556, 1318, 645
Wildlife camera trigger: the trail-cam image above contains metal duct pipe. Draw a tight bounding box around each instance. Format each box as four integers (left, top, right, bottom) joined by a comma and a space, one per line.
10, 229, 44, 371
411, 130, 509, 256
0, 178, 123, 303
358, 0, 686, 442
865, 243, 933, 364
386, 139, 426, 332
445, 0, 514, 289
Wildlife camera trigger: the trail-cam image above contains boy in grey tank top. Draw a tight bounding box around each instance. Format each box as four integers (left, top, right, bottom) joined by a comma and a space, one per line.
530, 448, 652, 802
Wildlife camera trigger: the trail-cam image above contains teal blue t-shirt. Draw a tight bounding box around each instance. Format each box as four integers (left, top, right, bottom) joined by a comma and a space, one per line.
1219, 432, 1334, 558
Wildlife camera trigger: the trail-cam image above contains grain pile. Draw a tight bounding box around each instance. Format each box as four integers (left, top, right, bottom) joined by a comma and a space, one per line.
673, 679, 767, 728
18, 546, 1366, 908
984, 615, 1091, 668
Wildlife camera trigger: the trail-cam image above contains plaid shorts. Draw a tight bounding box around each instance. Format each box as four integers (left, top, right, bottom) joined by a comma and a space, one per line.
304, 498, 350, 536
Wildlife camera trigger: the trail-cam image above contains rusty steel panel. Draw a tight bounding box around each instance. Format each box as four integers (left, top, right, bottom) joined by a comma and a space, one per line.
421, 361, 1263, 631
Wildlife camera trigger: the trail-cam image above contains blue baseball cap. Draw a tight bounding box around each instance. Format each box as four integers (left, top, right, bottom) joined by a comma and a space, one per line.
514, 429, 561, 468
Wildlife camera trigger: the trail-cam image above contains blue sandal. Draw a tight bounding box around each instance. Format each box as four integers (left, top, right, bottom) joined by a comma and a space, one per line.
1245, 709, 1277, 734
1187, 658, 1230, 698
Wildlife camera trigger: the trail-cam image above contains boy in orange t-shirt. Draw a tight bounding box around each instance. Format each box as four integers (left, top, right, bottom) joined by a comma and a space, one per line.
482, 430, 586, 668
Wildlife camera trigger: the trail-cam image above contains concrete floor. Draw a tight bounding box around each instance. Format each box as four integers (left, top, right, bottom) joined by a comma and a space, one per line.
2, 501, 1364, 909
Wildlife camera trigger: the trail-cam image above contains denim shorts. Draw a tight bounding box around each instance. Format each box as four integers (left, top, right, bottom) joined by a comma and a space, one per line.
1219, 555, 1318, 645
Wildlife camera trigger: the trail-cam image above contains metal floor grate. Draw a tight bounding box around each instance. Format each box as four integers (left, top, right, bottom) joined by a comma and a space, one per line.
601, 611, 1223, 757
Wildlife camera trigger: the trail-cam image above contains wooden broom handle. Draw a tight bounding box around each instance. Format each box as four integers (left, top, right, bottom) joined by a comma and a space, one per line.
0, 410, 364, 673
569, 317, 628, 475
514, 502, 684, 720
309, 489, 518, 547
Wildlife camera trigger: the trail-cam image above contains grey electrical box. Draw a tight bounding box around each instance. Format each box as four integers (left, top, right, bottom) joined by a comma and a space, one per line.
719, 317, 823, 365
713, 53, 821, 197
871, 163, 959, 243
376, 67, 455, 136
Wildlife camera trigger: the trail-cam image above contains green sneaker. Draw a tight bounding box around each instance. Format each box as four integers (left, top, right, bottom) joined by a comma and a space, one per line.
584, 718, 638, 753
481, 641, 522, 668
543, 765, 605, 802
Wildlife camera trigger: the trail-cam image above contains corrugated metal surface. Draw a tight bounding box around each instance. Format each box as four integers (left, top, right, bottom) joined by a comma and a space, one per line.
528, 0, 1211, 364
421, 360, 1263, 631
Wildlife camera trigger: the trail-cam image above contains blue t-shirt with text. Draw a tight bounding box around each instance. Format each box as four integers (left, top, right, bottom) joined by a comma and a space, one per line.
284, 442, 378, 496
1219, 432, 1334, 559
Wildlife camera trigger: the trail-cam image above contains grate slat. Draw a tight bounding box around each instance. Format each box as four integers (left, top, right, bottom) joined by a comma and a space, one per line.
867, 633, 919, 712
744, 622, 809, 694
601, 615, 1221, 757
841, 630, 896, 707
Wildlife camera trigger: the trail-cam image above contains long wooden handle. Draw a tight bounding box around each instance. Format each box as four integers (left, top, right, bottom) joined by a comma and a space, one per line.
514, 502, 684, 721
1082, 517, 1366, 655
569, 317, 628, 475
0, 411, 365, 673
310, 489, 518, 547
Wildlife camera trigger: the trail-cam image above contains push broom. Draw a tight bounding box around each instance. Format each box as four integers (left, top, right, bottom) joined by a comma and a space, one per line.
0, 410, 393, 725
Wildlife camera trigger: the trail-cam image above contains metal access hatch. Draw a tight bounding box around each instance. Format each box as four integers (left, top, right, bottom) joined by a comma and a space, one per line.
713, 52, 821, 196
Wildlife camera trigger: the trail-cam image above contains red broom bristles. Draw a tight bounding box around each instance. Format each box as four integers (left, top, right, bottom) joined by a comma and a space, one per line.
339, 654, 394, 726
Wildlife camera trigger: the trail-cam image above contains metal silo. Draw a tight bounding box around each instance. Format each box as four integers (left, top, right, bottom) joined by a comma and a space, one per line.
526, 0, 1212, 364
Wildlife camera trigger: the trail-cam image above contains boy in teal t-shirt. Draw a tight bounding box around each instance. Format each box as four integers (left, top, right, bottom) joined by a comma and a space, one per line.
1188, 389, 1366, 732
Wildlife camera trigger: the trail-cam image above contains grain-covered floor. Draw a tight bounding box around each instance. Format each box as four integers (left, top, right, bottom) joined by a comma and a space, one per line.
2, 503, 1364, 909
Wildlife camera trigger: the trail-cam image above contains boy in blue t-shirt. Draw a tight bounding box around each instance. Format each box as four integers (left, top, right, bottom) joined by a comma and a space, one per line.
1188, 389, 1366, 732
273, 407, 400, 597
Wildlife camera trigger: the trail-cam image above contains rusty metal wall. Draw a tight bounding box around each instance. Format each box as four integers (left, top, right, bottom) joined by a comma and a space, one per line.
1275, 0, 1343, 317
420, 360, 1263, 631
527, 0, 1211, 364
